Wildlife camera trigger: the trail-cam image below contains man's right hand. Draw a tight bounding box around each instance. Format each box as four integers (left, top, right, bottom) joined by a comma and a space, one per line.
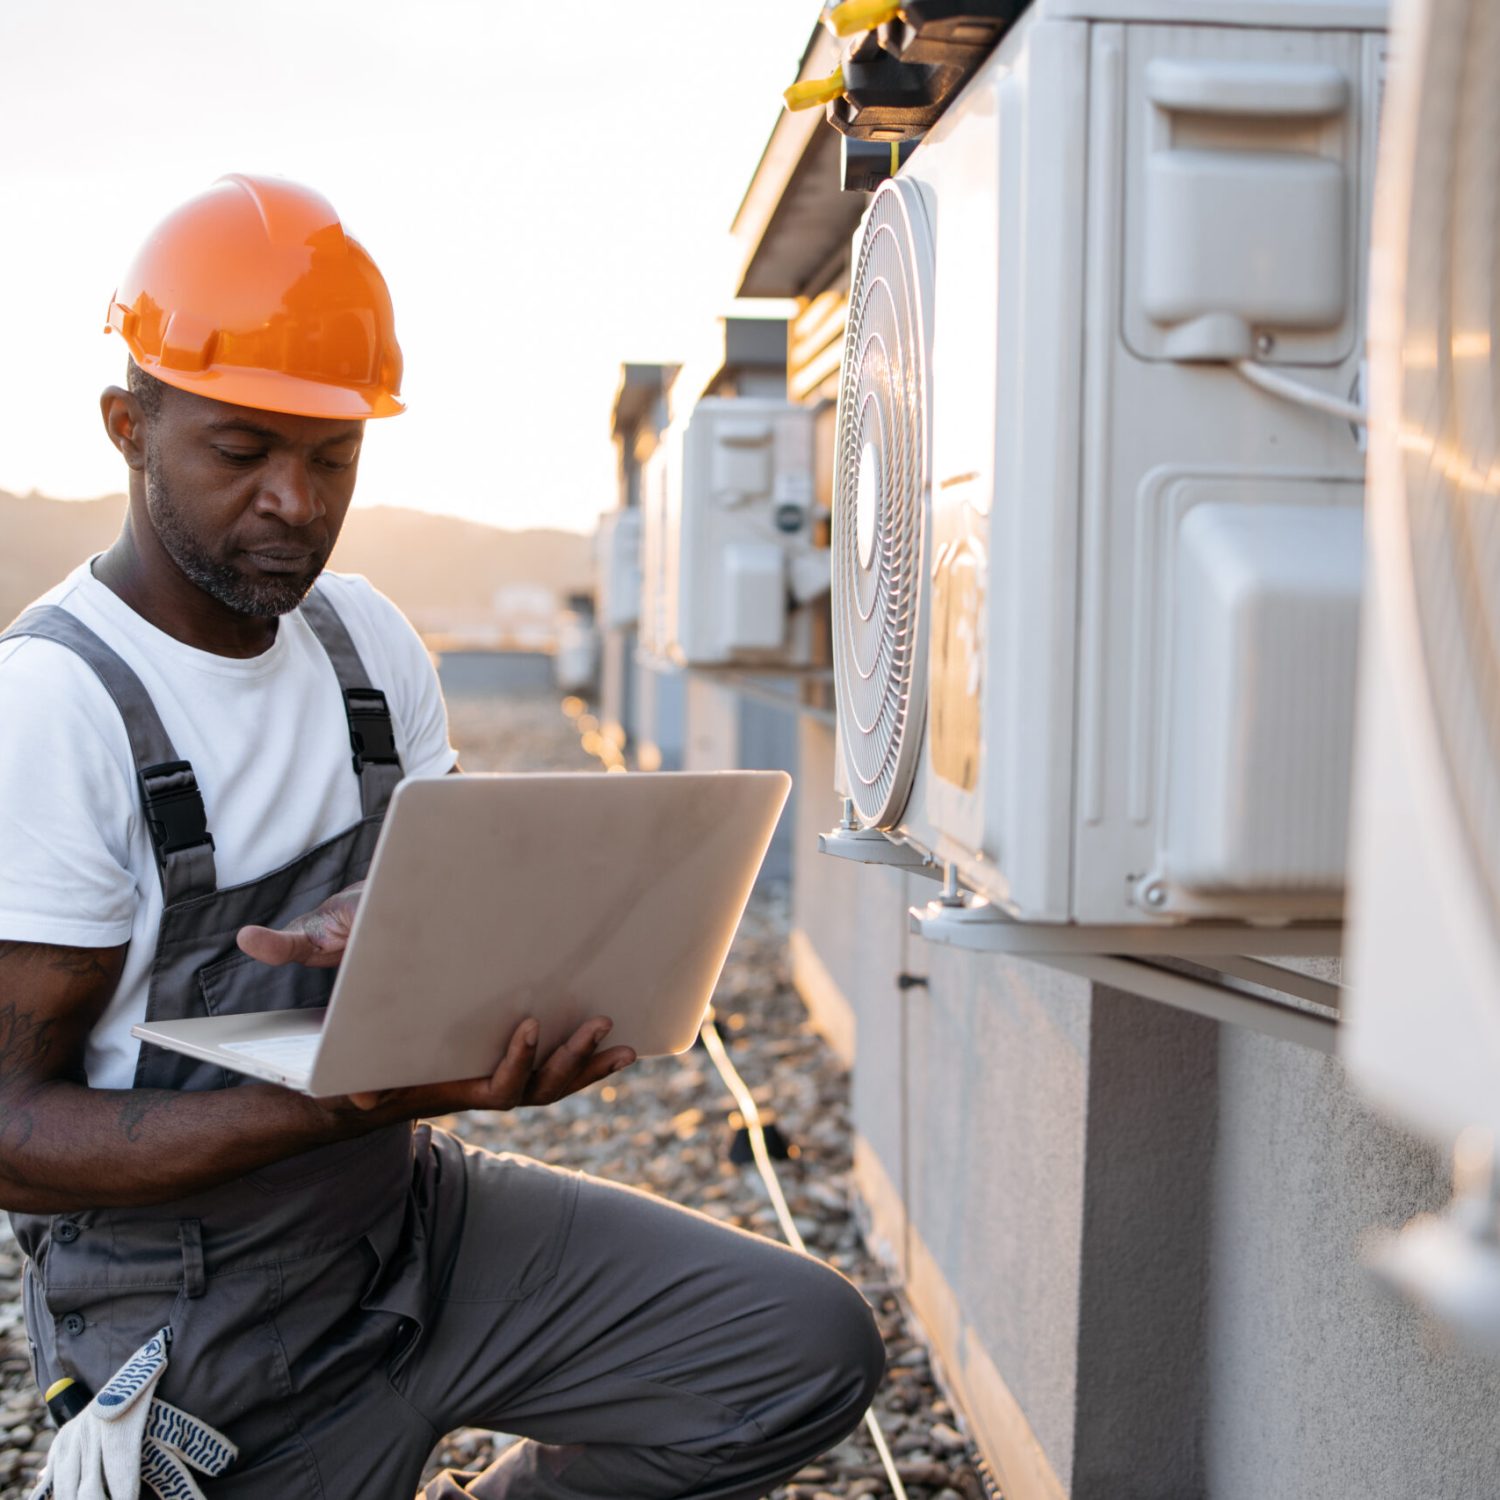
236, 882, 363, 969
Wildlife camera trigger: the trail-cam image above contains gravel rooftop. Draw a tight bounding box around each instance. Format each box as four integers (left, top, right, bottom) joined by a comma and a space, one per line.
0, 686, 996, 1500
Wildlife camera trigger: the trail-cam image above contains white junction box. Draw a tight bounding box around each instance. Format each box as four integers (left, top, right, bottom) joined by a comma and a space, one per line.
829, 0, 1384, 927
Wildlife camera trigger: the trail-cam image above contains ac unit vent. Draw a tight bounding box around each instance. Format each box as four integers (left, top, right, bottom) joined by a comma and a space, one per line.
832, 178, 934, 829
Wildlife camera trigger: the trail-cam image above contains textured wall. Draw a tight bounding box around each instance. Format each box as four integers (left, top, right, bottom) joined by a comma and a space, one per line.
906, 945, 1093, 1493
792, 723, 913, 1250
1205, 1030, 1500, 1500
1072, 991, 1216, 1498
634, 659, 686, 769
597, 628, 636, 742
784, 716, 1500, 1500
684, 677, 798, 879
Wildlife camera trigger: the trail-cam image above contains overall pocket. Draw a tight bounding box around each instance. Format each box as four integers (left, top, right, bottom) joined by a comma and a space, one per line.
197, 947, 336, 1021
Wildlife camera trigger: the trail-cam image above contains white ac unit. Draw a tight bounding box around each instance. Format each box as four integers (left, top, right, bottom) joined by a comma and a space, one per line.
554, 613, 599, 695
639, 397, 827, 670
638, 440, 676, 668
830, 1, 1384, 928
595, 508, 643, 633
1337, 0, 1500, 1348
1345, 0, 1500, 1146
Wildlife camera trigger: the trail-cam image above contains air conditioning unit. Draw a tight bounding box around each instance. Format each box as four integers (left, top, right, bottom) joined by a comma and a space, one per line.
1338, 0, 1500, 1348
828, 2, 1384, 930
554, 612, 599, 695
1345, 0, 1500, 1148
595, 508, 643, 632
638, 439, 676, 667
639, 396, 828, 670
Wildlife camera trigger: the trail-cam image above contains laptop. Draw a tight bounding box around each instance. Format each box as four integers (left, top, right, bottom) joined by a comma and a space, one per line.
132, 770, 791, 1097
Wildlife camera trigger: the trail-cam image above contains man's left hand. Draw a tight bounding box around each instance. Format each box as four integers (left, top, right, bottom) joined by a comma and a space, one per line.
332, 1014, 635, 1115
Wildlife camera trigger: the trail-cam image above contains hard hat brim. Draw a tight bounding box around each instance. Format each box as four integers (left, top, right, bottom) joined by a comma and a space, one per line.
122, 352, 405, 421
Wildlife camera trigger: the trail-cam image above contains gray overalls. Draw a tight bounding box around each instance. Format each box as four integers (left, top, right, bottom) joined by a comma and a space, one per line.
1, 590, 884, 1499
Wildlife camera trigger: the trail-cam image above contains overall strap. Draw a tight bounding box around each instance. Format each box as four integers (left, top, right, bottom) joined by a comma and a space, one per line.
0, 607, 217, 904
298, 588, 403, 818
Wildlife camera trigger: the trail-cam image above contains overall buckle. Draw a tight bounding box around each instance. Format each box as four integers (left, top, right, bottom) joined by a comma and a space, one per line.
138, 761, 215, 860
344, 688, 400, 774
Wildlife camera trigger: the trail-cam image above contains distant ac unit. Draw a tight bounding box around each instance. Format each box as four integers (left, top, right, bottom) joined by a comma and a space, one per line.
640, 397, 827, 670
595, 508, 643, 632
554, 613, 599, 695
1345, 0, 1500, 1145
830, 3, 1383, 927
638, 440, 676, 667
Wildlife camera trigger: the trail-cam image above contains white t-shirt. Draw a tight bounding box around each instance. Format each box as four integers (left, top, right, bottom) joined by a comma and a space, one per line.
0, 562, 457, 1088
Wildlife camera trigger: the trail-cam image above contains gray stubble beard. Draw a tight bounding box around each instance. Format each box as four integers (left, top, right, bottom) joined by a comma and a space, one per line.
143, 454, 323, 618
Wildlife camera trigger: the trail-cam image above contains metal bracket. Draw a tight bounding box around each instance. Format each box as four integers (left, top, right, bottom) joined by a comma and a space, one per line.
907, 884, 1342, 1052
908, 892, 1342, 958
819, 823, 943, 880
1044, 952, 1338, 1054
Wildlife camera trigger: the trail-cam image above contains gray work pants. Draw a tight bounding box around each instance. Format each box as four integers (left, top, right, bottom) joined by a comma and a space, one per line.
244, 1130, 885, 1498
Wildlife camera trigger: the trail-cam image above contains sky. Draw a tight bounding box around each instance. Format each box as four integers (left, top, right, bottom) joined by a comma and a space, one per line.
0, 0, 816, 534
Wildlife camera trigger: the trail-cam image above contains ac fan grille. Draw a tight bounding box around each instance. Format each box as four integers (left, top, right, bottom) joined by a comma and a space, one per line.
1397, 0, 1500, 941
832, 180, 932, 828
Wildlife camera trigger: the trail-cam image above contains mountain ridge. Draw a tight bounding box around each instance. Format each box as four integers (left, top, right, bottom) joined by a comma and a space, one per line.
0, 491, 593, 634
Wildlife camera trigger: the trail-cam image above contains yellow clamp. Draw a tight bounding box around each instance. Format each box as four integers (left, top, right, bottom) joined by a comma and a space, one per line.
784, 67, 846, 111
828, 0, 903, 36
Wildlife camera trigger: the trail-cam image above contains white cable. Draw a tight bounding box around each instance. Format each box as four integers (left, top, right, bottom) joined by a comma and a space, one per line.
698, 1016, 912, 1500
1232, 359, 1368, 426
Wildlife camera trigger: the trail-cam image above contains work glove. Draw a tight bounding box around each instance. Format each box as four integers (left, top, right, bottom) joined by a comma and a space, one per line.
28, 1328, 237, 1500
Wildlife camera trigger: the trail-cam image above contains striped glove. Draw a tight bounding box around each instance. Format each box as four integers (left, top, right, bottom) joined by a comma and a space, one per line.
28, 1328, 237, 1500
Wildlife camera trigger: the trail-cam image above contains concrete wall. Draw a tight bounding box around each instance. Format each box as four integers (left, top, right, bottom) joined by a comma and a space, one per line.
1203, 1029, 1500, 1500
1071, 990, 1215, 1498
907, 944, 1092, 1495
634, 659, 686, 771
792, 719, 912, 1214
788, 716, 1500, 1500
598, 628, 636, 745
683, 676, 798, 881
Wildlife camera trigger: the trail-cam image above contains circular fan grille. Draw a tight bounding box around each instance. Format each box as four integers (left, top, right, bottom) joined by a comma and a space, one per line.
832, 179, 934, 828
1390, 0, 1500, 936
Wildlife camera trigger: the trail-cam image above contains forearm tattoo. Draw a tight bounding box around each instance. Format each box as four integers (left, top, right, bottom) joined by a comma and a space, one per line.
0, 1002, 55, 1149
0, 942, 117, 1153
117, 1091, 184, 1144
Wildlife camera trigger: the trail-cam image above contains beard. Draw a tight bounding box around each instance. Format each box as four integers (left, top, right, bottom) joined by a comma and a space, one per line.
144, 456, 326, 618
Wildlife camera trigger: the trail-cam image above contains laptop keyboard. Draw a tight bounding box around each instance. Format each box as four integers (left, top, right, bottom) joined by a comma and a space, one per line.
221, 1033, 321, 1077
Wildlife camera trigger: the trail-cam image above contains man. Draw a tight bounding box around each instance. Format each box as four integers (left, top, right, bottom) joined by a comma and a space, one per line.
0, 174, 883, 1498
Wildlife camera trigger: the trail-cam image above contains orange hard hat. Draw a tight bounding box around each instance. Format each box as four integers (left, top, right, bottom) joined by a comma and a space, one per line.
106, 173, 404, 420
